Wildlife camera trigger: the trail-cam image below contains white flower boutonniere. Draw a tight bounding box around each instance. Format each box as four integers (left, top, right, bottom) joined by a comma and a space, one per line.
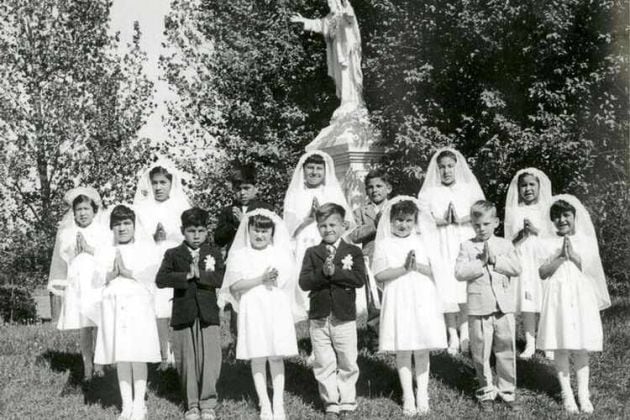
204, 254, 216, 271
341, 254, 353, 270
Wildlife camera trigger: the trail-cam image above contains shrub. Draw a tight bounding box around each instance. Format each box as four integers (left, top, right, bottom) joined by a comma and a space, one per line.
0, 285, 37, 324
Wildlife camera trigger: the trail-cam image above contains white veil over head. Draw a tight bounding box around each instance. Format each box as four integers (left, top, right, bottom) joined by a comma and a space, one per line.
219, 208, 295, 311
504, 167, 554, 239
101, 203, 154, 246
551, 194, 610, 310
375, 195, 436, 243
418, 147, 484, 199
133, 158, 191, 208
283, 150, 354, 234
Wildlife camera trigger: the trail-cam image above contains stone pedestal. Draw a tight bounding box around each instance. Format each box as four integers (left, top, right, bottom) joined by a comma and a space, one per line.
306, 107, 384, 209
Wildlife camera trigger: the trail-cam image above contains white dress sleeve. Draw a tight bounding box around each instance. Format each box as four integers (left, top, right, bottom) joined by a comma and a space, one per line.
372, 238, 392, 276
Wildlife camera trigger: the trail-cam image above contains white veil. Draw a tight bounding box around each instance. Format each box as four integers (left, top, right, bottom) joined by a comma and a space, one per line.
283, 150, 355, 235
375, 195, 437, 243
417, 147, 484, 200
133, 158, 191, 207
504, 168, 554, 239
218, 208, 295, 312
551, 194, 610, 310
47, 186, 106, 296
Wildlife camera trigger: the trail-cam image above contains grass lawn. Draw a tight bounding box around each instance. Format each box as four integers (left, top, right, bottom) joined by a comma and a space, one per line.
1, 299, 629, 419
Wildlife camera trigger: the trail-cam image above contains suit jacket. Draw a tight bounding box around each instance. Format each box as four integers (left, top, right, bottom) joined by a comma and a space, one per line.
299, 239, 366, 321
454, 235, 521, 316
156, 242, 225, 329
214, 199, 274, 251
349, 203, 381, 261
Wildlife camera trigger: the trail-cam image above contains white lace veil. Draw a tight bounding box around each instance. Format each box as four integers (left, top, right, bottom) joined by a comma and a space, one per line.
133, 158, 191, 207
551, 194, 610, 310
504, 168, 554, 239
417, 147, 484, 199
218, 208, 295, 311
283, 150, 354, 235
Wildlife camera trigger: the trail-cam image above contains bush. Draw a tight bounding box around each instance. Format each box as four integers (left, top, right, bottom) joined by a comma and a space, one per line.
0, 285, 37, 324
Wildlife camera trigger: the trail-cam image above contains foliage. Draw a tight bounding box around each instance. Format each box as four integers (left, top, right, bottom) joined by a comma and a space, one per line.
0, 285, 36, 323
0, 0, 154, 281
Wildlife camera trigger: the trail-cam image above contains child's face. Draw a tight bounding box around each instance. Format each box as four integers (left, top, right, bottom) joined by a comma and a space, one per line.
471, 212, 499, 241
151, 174, 172, 202
437, 157, 457, 186
552, 210, 576, 236
181, 225, 208, 249
74, 202, 95, 228
249, 225, 273, 250
366, 177, 392, 205
391, 212, 416, 238
518, 174, 540, 205
235, 183, 257, 205
317, 213, 346, 244
112, 219, 135, 245
303, 163, 326, 188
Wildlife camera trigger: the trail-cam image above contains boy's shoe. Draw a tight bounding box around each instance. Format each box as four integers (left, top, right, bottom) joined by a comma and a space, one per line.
499, 399, 521, 412
339, 410, 354, 419
478, 400, 494, 413
184, 407, 201, 420
324, 412, 339, 420
200, 408, 217, 420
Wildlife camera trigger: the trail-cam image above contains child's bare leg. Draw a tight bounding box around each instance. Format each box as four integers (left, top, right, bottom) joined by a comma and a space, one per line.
157, 317, 170, 370
413, 350, 430, 413
574, 351, 593, 413
445, 312, 459, 354
520, 312, 537, 359
117, 362, 133, 416
269, 357, 285, 418
396, 351, 416, 415
131, 362, 148, 416
554, 350, 578, 413
80, 327, 94, 379
251, 358, 272, 418
458, 304, 469, 353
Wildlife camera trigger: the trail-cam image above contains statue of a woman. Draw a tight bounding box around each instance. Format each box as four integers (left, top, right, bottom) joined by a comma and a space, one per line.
291, 0, 365, 119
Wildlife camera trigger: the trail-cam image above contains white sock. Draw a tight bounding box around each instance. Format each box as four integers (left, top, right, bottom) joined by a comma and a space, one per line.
574, 351, 592, 412
117, 362, 133, 414
554, 351, 577, 410
523, 312, 536, 351
396, 351, 415, 409
132, 362, 148, 412
269, 358, 285, 413
413, 351, 430, 410
251, 358, 271, 410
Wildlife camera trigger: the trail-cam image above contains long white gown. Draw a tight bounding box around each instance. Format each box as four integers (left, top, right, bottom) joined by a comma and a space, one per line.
89, 243, 161, 364
373, 235, 447, 352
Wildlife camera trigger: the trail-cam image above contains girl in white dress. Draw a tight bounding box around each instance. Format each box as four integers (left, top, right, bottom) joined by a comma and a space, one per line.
88, 205, 161, 420
219, 209, 298, 420
504, 168, 554, 359
417, 148, 485, 354
538, 195, 610, 414
283, 150, 358, 322
47, 186, 110, 379
373, 196, 447, 416
133, 159, 191, 369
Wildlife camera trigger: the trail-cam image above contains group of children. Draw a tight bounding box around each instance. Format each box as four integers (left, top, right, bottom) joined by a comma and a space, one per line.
47, 148, 610, 420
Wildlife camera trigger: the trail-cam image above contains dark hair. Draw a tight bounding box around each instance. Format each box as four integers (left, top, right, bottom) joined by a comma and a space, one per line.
517, 171, 539, 187
72, 195, 98, 213
230, 163, 257, 186
470, 200, 497, 219
550, 200, 576, 220
248, 214, 275, 235
364, 168, 391, 186
390, 200, 418, 222
315, 202, 345, 223
109, 205, 135, 229
181, 207, 209, 228
303, 153, 326, 167
149, 166, 173, 182
436, 150, 458, 164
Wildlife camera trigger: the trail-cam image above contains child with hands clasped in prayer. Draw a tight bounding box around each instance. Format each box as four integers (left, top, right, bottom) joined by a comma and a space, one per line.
299, 203, 366, 419
372, 197, 447, 416
454, 201, 522, 412
504, 168, 554, 359
537, 195, 610, 414
418, 148, 485, 355
219, 209, 298, 420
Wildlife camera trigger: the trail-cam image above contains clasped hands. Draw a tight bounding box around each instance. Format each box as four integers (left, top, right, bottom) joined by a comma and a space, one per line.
558, 236, 581, 267
106, 249, 133, 285
437, 202, 459, 227
75, 232, 94, 255
153, 222, 166, 242
521, 218, 539, 237
478, 241, 497, 267
262, 267, 279, 290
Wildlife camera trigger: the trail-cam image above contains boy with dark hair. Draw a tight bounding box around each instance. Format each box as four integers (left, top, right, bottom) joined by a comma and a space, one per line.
157, 207, 224, 420
299, 203, 366, 419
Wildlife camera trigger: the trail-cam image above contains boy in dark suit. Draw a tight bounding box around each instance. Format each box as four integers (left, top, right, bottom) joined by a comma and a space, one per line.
157, 207, 224, 420
299, 203, 367, 419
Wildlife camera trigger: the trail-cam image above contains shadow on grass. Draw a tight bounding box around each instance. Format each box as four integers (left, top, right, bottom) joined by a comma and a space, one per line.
516, 357, 559, 399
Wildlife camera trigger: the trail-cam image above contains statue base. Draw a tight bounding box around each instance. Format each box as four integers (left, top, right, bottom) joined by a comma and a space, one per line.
306, 106, 384, 209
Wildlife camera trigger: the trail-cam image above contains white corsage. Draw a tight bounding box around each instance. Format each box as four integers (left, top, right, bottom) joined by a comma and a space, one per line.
204, 254, 216, 271
341, 254, 353, 270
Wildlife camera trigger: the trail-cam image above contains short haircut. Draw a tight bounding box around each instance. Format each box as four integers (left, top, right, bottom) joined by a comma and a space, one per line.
181, 207, 209, 228
230, 163, 257, 186
109, 205, 135, 229
149, 166, 173, 182
364, 168, 391, 186
248, 214, 275, 235
315, 202, 345, 223
436, 149, 458, 164
72, 194, 99, 213
390, 200, 418, 222
470, 200, 497, 219
550, 199, 576, 220
517, 171, 540, 186
303, 153, 326, 167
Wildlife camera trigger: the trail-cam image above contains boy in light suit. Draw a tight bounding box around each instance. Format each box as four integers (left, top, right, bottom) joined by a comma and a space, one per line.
455, 200, 522, 412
